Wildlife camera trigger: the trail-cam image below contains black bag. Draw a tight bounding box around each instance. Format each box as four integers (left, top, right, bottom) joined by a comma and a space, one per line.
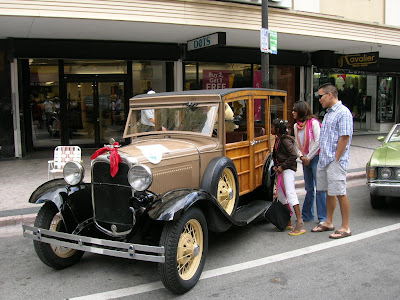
264, 200, 291, 231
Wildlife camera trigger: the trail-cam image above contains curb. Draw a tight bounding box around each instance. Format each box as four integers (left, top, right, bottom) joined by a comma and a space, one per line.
0, 213, 36, 228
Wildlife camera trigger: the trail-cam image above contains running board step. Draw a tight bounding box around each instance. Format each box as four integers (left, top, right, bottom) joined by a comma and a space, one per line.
233, 200, 270, 225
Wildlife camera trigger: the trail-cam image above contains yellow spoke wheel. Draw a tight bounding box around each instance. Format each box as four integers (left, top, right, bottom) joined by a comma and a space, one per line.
49, 213, 78, 259
217, 168, 237, 215
159, 207, 208, 295
33, 202, 84, 269
177, 219, 203, 281
201, 157, 239, 217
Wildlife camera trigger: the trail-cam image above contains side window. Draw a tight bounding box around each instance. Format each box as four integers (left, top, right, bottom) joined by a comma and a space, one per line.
270, 96, 285, 122
254, 98, 267, 138
225, 100, 248, 144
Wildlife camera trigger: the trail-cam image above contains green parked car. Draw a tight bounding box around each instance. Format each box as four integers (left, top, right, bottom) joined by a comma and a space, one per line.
366, 124, 400, 209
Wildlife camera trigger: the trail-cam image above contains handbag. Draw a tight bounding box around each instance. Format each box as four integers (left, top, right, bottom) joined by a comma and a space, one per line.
264, 200, 291, 231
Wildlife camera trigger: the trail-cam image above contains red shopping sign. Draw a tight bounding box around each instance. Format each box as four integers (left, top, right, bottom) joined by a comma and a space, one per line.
203, 70, 229, 90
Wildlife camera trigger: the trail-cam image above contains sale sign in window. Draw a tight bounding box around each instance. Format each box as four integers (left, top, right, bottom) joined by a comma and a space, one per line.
203, 70, 229, 90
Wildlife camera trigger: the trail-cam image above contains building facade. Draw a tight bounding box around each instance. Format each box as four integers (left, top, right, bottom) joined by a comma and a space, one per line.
0, 0, 399, 158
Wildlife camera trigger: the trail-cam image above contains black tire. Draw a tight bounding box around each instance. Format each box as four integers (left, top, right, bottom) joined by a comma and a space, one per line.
370, 193, 386, 209
201, 157, 239, 216
158, 208, 208, 294
256, 156, 275, 201
33, 202, 84, 269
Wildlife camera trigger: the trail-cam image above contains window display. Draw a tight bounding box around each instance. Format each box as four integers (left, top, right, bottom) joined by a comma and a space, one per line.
377, 77, 395, 123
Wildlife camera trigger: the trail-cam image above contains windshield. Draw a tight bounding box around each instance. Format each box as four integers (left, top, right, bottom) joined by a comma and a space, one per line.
124, 103, 218, 137
388, 124, 400, 143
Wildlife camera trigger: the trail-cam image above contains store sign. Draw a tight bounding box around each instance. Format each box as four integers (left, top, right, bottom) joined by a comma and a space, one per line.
187, 32, 226, 51
260, 28, 269, 53
338, 52, 379, 68
260, 29, 278, 54
269, 30, 278, 54
203, 70, 230, 89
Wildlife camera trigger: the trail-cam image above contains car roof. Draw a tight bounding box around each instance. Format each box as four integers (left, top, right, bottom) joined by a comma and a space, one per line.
132, 88, 286, 99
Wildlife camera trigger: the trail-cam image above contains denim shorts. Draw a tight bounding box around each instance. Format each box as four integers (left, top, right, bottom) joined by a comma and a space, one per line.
316, 160, 347, 196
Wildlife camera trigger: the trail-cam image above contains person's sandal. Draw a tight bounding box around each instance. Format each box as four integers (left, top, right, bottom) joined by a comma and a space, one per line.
289, 222, 306, 236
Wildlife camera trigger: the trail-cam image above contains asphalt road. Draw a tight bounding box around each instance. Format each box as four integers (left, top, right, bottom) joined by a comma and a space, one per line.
1, 179, 400, 300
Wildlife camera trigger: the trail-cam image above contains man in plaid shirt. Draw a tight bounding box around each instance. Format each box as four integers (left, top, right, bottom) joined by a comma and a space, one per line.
311, 83, 353, 239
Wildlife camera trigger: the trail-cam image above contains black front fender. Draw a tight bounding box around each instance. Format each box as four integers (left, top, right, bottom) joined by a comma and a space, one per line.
29, 179, 93, 229
148, 189, 234, 232
29, 179, 70, 209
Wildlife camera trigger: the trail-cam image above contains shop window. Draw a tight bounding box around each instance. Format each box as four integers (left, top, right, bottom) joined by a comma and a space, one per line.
254, 65, 297, 132
184, 62, 252, 91
377, 77, 395, 123
29, 59, 61, 147
132, 61, 166, 95
314, 71, 368, 122
64, 60, 127, 74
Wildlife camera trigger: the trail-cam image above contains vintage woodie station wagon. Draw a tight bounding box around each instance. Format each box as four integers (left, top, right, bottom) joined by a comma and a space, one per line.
23, 88, 287, 294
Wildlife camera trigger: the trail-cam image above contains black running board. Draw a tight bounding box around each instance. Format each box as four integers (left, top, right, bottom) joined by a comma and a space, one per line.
233, 200, 270, 225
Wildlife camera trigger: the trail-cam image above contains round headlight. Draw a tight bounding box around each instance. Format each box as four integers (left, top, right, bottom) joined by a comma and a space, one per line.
380, 167, 392, 179
63, 161, 84, 185
395, 169, 400, 180
128, 164, 153, 191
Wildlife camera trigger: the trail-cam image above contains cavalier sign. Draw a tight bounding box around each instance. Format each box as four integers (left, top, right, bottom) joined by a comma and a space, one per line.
338, 52, 379, 68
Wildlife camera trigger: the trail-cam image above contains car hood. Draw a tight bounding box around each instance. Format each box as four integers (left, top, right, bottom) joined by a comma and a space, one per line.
120, 138, 200, 165
369, 142, 400, 166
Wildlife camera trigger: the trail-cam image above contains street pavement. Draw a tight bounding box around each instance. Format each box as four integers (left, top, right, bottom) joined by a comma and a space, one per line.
0, 131, 384, 228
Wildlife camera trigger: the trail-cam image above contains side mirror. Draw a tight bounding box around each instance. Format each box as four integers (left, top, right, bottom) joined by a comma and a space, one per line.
377, 136, 385, 142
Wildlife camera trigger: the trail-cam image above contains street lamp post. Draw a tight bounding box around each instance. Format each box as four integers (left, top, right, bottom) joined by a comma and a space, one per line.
261, 0, 269, 88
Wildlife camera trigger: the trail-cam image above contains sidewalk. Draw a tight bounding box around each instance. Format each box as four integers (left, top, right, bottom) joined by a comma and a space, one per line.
0, 132, 384, 227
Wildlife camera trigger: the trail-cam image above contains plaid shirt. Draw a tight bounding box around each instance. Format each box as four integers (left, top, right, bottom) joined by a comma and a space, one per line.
319, 101, 353, 170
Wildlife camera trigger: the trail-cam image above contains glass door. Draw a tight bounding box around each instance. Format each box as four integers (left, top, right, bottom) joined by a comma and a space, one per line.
67, 81, 96, 146
66, 81, 125, 147
98, 81, 125, 144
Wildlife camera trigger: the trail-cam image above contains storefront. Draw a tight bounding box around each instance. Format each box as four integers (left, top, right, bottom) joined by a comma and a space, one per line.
183, 46, 310, 131
2, 38, 179, 155
3, 38, 310, 157
313, 71, 396, 132
311, 51, 399, 132
27, 59, 169, 150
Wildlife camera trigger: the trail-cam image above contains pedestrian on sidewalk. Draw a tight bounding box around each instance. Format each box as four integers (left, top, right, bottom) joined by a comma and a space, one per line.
292, 101, 327, 224
271, 118, 305, 236
312, 83, 353, 239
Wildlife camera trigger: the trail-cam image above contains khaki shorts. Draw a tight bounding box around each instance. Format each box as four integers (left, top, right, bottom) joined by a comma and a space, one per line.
316, 160, 347, 196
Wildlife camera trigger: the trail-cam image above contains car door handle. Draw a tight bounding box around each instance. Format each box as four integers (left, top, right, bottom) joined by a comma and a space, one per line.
250, 139, 261, 146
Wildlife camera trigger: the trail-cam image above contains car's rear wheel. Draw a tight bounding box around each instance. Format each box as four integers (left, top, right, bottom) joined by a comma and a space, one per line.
201, 157, 239, 216
158, 208, 208, 294
370, 193, 386, 209
33, 202, 84, 269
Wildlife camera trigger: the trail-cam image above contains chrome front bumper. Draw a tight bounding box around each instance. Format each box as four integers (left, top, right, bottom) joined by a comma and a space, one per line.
367, 182, 400, 197
22, 224, 165, 263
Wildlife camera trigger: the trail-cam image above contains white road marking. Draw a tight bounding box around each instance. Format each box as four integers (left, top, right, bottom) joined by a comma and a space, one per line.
69, 222, 400, 300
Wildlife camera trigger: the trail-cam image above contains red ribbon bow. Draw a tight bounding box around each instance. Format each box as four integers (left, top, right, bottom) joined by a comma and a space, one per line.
91, 142, 123, 177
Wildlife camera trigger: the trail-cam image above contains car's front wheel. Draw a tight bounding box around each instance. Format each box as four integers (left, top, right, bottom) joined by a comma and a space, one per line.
33, 202, 84, 269
158, 208, 208, 294
370, 193, 386, 209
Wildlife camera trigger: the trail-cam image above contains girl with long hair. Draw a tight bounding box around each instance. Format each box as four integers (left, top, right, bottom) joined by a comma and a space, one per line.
292, 101, 327, 225
271, 118, 305, 236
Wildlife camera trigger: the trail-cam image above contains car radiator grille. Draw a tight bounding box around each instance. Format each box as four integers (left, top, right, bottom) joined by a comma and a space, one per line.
92, 161, 133, 232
